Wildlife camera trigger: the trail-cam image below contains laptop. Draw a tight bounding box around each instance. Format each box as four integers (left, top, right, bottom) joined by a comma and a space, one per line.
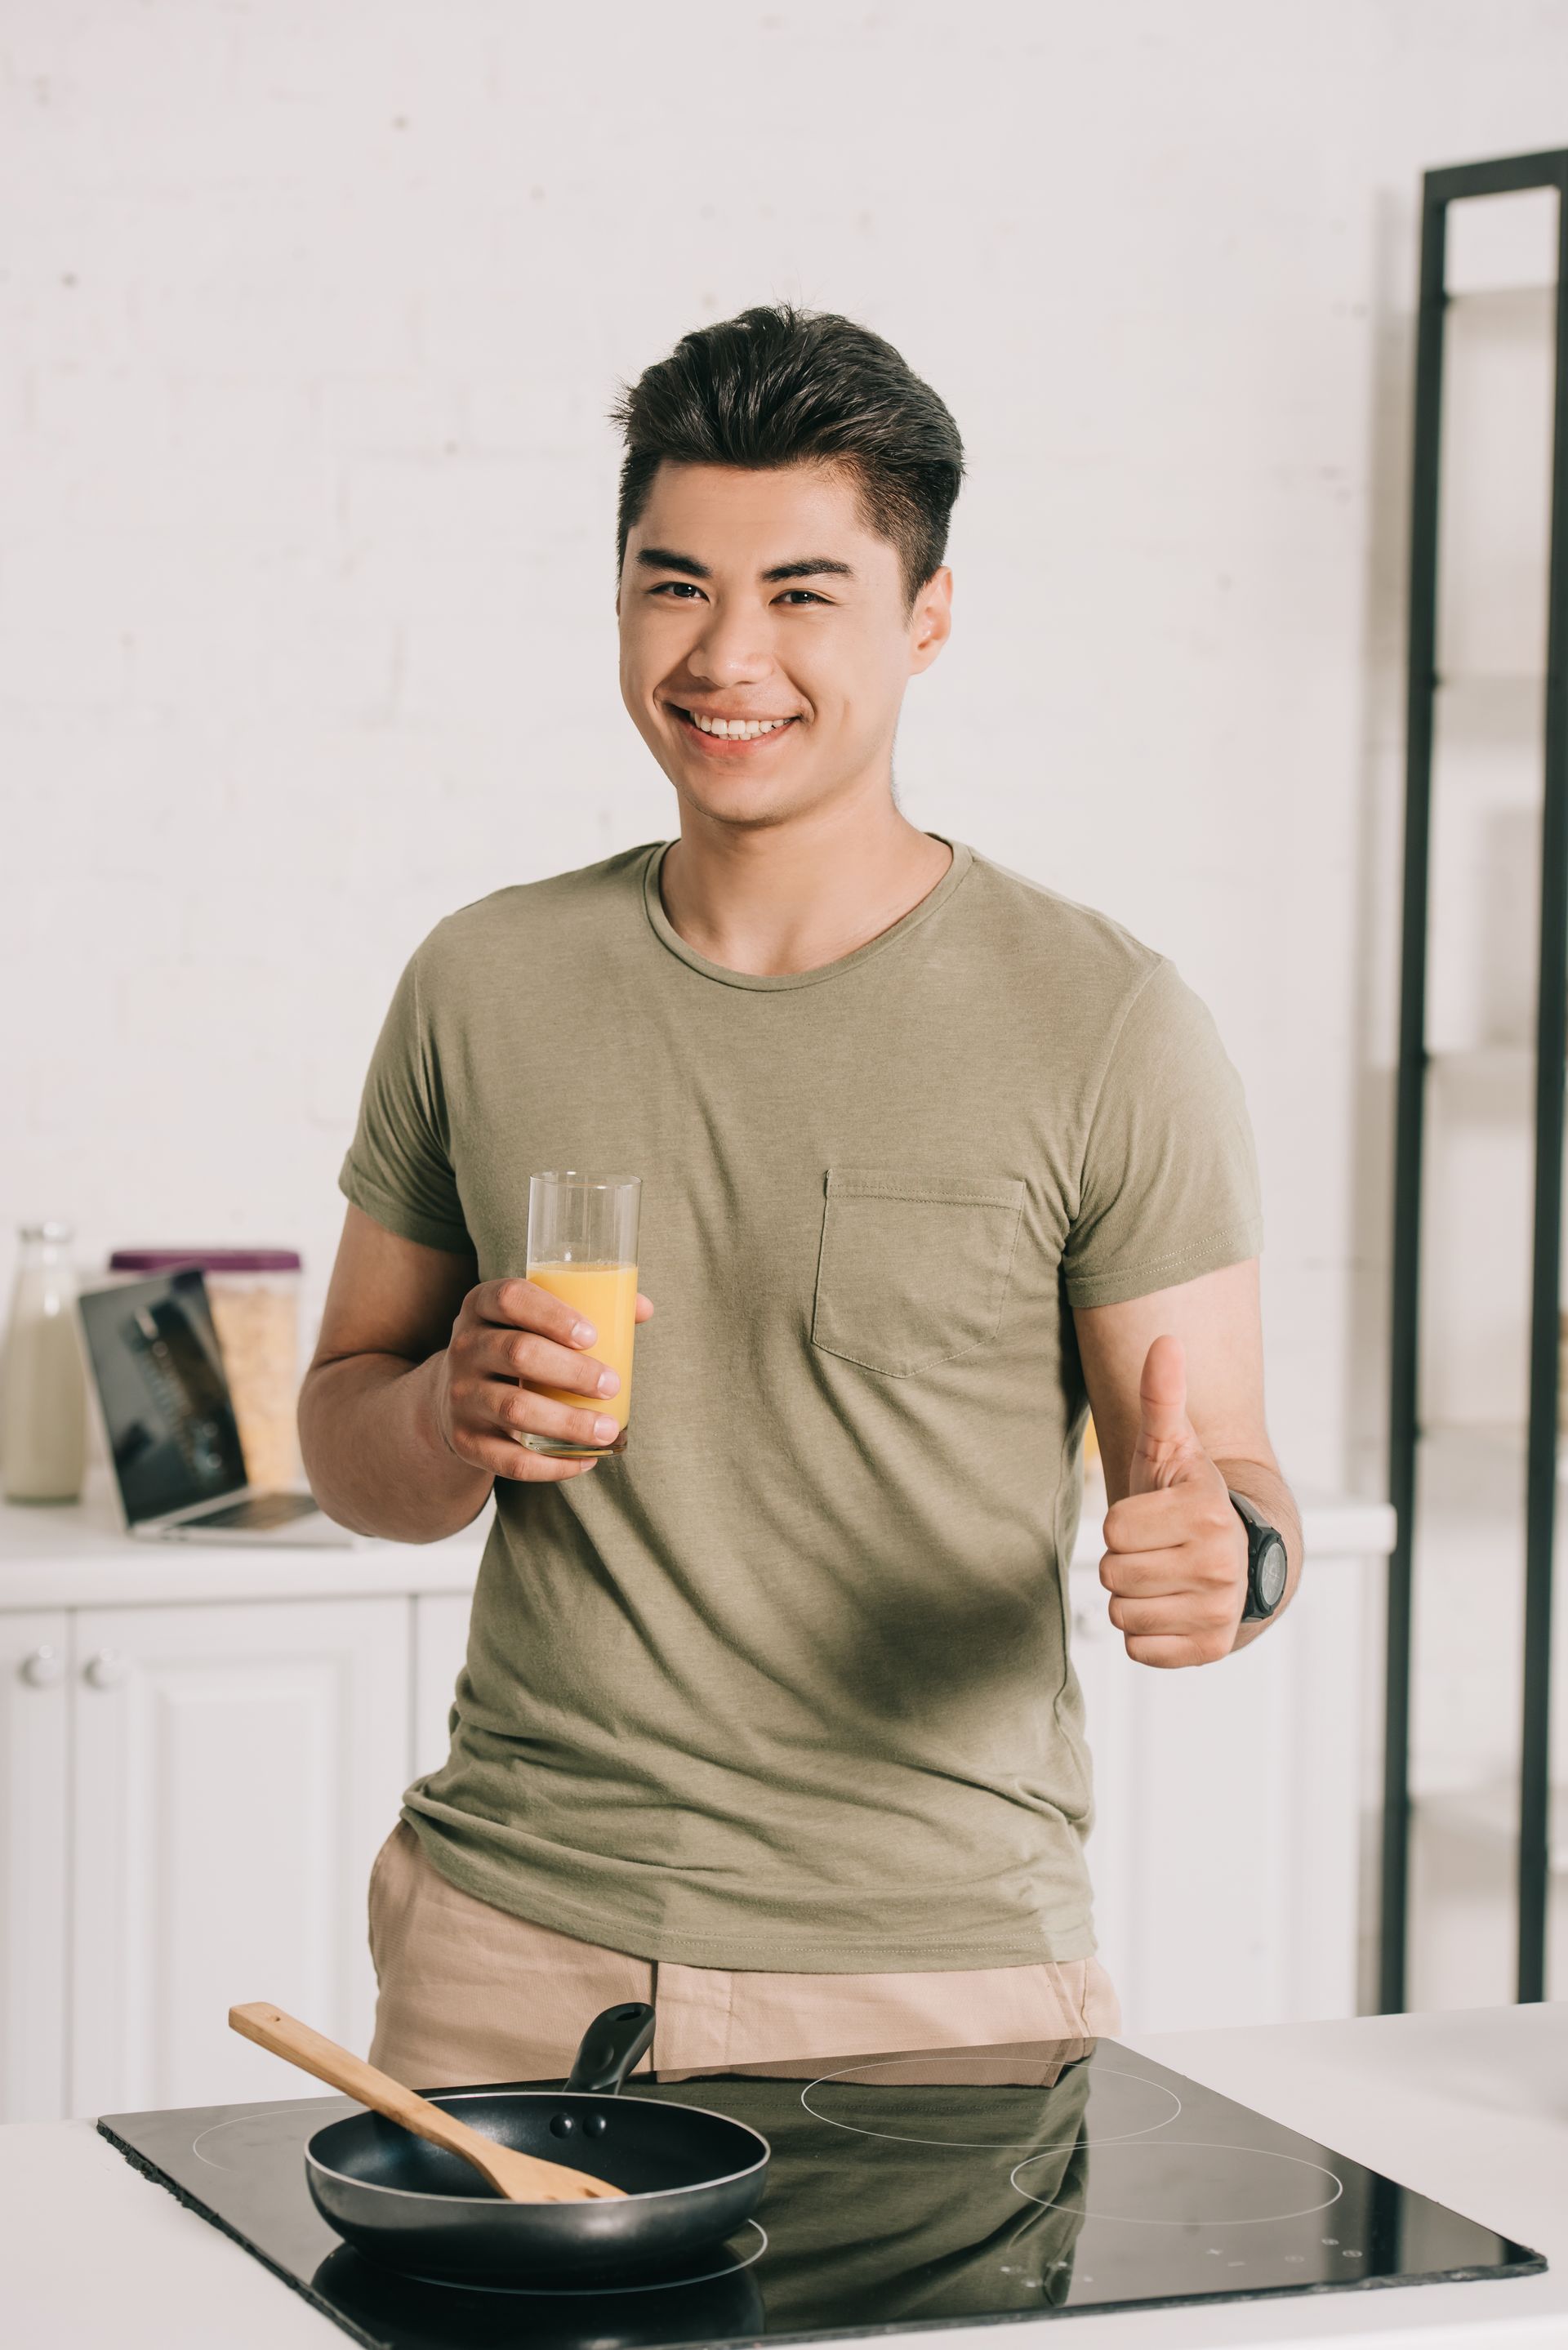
76, 1268, 356, 1545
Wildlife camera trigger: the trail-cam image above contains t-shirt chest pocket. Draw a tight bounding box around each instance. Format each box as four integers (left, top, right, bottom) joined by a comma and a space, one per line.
809, 1167, 1027, 1377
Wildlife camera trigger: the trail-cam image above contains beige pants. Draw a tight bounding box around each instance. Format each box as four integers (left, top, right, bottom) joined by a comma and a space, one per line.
367, 1821, 1122, 2087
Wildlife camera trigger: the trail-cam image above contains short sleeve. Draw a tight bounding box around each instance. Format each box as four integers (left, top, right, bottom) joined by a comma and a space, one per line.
338, 948, 472, 1254
1062, 959, 1263, 1309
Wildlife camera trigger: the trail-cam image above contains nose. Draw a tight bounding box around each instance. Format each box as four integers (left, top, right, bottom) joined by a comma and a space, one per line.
682, 599, 774, 690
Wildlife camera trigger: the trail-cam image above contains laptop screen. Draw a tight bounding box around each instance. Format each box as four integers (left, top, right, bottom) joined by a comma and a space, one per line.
78, 1270, 248, 1525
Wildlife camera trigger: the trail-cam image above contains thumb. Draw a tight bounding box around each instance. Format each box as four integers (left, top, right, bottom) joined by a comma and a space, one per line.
1131, 1336, 1199, 1491
1138, 1336, 1189, 1444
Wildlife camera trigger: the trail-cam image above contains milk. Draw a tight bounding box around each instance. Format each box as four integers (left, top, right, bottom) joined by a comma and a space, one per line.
2, 1224, 87, 1504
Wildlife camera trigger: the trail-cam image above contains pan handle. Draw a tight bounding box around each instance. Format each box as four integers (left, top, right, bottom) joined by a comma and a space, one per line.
564, 2001, 656, 2094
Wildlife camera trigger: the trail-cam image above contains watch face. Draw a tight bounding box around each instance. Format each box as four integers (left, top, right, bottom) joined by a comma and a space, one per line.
1257, 1533, 1289, 1613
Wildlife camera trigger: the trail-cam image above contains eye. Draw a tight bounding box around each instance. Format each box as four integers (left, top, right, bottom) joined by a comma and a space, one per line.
648, 581, 706, 600
776, 589, 828, 606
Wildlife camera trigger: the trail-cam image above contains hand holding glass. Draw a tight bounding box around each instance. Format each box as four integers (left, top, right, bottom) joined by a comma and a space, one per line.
521, 1173, 641, 1456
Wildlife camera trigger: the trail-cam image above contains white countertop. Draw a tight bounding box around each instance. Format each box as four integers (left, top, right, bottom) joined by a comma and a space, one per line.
0, 1483, 1396, 1611
0, 1478, 492, 1608
0, 2003, 1559, 2348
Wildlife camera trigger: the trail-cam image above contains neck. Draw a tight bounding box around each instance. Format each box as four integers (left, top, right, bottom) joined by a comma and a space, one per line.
658, 785, 954, 977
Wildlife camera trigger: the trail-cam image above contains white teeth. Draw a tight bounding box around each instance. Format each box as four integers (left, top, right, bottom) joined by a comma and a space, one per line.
688, 711, 792, 738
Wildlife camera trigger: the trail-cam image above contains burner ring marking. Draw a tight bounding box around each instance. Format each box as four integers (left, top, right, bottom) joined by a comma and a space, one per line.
799, 2058, 1181, 2151
401, 2219, 769, 2296
1011, 2140, 1345, 2227
192, 2103, 340, 2169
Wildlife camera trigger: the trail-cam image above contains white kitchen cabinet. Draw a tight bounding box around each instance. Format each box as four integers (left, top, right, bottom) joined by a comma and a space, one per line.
1072, 1542, 1365, 2034
69, 1598, 409, 2117
412, 1591, 472, 1781
0, 1610, 69, 2121
0, 1490, 1389, 2124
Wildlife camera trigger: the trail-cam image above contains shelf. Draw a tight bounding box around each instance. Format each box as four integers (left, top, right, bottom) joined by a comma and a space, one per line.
1431, 674, 1549, 728
1418, 1420, 1568, 1475
1412, 1425, 1568, 1531
1414, 1777, 1568, 1875
1423, 1045, 1535, 1116
1426, 1044, 1532, 1078
1446, 283, 1556, 308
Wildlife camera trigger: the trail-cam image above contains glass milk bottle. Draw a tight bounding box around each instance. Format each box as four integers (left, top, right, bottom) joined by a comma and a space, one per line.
2, 1223, 87, 1503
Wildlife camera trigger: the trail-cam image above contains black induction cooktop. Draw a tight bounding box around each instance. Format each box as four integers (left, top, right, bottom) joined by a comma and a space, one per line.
100, 2033, 1544, 2349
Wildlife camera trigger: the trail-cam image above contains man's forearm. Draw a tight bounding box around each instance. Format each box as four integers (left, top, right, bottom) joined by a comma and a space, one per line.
1214, 1456, 1303, 1651
298, 1349, 493, 1543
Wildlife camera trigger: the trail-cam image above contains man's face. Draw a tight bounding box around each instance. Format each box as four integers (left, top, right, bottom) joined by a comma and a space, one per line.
617, 462, 951, 831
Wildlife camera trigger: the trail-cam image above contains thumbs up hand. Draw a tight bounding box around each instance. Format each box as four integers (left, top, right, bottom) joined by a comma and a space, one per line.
1100, 1336, 1249, 1668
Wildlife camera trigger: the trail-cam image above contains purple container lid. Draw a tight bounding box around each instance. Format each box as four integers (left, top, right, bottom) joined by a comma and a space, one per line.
108, 1247, 302, 1274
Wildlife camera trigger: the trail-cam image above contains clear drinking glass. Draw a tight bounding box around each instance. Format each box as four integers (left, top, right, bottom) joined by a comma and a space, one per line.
522, 1172, 641, 1456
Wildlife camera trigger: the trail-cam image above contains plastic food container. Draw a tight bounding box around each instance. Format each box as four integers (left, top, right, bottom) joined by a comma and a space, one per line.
107, 1247, 303, 1491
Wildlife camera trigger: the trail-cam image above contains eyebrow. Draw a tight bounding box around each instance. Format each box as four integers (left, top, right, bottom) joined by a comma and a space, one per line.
635, 546, 710, 578
764, 555, 855, 582
634, 547, 856, 584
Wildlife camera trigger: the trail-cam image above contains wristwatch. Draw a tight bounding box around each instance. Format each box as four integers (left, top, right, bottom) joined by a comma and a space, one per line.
1229, 1490, 1289, 1621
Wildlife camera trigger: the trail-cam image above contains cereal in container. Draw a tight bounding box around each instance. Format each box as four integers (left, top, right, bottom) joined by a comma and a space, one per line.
107, 1248, 303, 1491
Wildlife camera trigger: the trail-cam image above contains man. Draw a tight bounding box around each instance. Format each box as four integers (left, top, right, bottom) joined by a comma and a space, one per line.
300, 305, 1300, 2087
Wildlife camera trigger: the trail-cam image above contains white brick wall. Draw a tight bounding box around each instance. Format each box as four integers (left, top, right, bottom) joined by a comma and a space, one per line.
4, 0, 1567, 1492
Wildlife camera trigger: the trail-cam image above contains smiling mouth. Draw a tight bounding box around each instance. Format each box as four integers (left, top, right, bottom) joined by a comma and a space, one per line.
670, 704, 801, 747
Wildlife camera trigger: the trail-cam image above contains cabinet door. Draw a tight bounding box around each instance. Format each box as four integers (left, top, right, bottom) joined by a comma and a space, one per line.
412, 1591, 473, 1781
70, 1598, 409, 2116
1071, 1557, 1365, 2034
0, 1611, 69, 2120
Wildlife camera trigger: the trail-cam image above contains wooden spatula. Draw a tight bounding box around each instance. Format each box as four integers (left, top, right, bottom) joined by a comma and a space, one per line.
229, 2001, 626, 2203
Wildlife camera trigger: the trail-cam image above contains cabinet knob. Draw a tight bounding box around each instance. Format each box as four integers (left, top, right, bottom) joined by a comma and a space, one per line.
20, 1644, 63, 1688
82, 1650, 128, 1691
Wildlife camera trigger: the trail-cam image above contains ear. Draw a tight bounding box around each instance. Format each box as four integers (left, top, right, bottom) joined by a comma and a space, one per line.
908, 566, 953, 675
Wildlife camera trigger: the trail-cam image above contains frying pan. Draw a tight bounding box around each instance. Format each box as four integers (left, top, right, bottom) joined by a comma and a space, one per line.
303, 2002, 770, 2285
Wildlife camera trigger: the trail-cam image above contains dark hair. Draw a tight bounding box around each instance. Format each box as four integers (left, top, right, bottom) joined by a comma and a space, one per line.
610, 304, 964, 609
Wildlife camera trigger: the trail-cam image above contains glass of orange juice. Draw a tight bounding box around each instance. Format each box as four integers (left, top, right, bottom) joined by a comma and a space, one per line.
521, 1171, 641, 1456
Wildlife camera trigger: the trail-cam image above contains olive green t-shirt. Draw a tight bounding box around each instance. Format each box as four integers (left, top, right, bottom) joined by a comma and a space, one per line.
340, 838, 1263, 1971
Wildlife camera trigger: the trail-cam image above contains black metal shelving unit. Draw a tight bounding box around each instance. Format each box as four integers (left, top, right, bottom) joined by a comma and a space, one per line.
1382, 148, 1568, 2013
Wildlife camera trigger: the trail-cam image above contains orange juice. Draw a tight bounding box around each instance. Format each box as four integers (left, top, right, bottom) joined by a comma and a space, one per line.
527, 1260, 639, 1434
